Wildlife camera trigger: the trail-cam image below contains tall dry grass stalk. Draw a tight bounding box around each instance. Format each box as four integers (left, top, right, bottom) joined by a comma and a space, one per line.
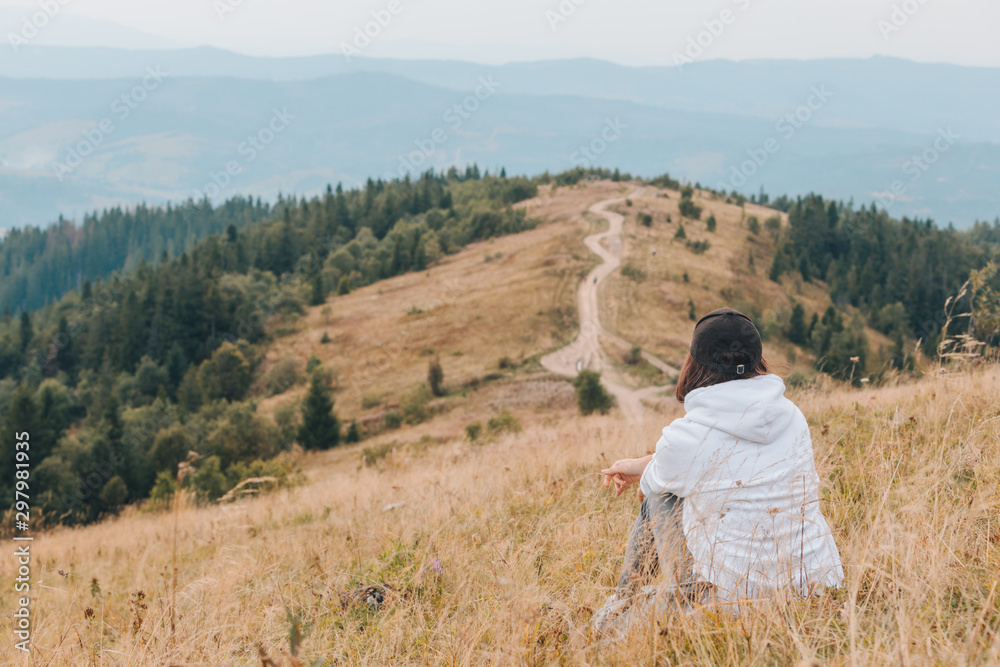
3, 368, 999, 665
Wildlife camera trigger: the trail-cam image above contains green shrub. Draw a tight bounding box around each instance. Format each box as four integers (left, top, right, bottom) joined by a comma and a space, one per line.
621, 262, 646, 282
638, 213, 653, 227
345, 420, 362, 443
748, 216, 761, 234
786, 371, 812, 388
99, 475, 129, 510
337, 276, 352, 295
263, 357, 302, 397
402, 384, 433, 425
487, 410, 522, 437
362, 392, 381, 409
362, 440, 396, 467
188, 456, 227, 501
686, 239, 711, 254
305, 355, 322, 374
224, 457, 299, 492
624, 346, 642, 366
148, 470, 176, 510
572, 370, 614, 415
679, 192, 702, 220
198, 343, 251, 402
465, 422, 483, 442
706, 215, 717, 232
383, 410, 403, 430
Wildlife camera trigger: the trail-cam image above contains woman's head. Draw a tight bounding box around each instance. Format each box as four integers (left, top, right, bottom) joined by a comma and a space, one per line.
676, 308, 770, 402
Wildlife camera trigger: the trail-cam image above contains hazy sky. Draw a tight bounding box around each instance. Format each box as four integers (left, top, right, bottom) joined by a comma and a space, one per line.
2, 0, 998, 67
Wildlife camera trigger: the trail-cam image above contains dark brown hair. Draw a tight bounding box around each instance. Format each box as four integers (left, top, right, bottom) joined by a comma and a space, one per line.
675, 351, 770, 403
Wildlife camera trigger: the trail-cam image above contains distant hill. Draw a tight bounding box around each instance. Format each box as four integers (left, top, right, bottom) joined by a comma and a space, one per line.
1, 49, 999, 228
5, 48, 1000, 142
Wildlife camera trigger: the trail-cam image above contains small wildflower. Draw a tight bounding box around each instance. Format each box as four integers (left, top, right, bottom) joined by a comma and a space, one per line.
432, 559, 443, 574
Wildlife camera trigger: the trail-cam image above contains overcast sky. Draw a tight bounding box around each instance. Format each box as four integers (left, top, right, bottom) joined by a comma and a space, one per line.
1, 0, 998, 67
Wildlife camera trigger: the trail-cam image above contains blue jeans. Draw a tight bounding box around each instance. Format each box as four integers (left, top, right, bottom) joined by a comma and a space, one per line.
616, 492, 692, 596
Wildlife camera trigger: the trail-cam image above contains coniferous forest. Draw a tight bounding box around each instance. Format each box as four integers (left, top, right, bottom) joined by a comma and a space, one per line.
0, 167, 996, 528
0, 166, 540, 525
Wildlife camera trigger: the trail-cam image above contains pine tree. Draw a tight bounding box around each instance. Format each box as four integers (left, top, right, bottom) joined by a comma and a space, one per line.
769, 255, 784, 282
309, 271, 326, 306
298, 373, 340, 451
706, 215, 717, 232
787, 304, 808, 345
428, 356, 444, 397
19, 311, 32, 352
102, 396, 132, 499
799, 255, 812, 282
345, 421, 361, 444
337, 276, 352, 296
674, 224, 687, 240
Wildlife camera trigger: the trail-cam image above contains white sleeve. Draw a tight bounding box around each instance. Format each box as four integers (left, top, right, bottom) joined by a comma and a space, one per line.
639, 418, 710, 498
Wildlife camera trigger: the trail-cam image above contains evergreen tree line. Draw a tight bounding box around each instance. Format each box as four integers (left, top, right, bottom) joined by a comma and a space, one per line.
768, 194, 993, 373
0, 197, 273, 314
0, 166, 545, 527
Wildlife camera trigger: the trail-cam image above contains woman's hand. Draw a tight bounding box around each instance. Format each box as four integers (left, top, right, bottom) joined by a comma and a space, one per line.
601, 456, 652, 497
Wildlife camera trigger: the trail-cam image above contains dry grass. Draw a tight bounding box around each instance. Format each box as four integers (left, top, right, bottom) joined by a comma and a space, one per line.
4, 181, 997, 665
604, 188, 890, 373
255, 181, 625, 424
5, 366, 999, 665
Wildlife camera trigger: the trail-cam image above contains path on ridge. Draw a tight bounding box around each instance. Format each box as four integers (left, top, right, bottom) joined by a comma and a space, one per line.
541, 188, 678, 421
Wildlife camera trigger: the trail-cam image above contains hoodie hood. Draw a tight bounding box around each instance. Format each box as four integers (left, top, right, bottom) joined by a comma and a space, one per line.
682, 374, 795, 444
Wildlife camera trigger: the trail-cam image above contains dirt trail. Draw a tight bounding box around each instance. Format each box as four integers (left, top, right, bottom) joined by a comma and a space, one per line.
541, 188, 678, 421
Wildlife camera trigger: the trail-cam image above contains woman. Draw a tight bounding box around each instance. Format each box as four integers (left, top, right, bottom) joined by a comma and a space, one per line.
593, 308, 843, 635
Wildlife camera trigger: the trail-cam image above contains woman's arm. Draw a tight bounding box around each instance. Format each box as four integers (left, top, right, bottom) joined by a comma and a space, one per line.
601, 455, 653, 497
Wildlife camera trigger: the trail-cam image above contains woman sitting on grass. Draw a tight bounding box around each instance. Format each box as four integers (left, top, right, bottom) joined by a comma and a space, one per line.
593, 308, 843, 635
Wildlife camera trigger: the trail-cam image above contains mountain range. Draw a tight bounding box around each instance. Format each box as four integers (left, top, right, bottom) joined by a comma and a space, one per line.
1, 46, 998, 229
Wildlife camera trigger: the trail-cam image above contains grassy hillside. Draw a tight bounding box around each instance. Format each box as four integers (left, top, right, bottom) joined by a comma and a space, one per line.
4, 368, 998, 664
3, 179, 998, 664
602, 187, 894, 377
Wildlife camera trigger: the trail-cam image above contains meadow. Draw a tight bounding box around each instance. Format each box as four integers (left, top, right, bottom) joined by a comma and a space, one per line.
3, 180, 997, 665
3, 366, 998, 665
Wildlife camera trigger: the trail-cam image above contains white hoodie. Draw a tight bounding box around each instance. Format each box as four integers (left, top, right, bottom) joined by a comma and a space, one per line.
639, 374, 844, 604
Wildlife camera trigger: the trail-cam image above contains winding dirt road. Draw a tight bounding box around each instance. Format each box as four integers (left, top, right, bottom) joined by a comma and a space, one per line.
541, 188, 678, 421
